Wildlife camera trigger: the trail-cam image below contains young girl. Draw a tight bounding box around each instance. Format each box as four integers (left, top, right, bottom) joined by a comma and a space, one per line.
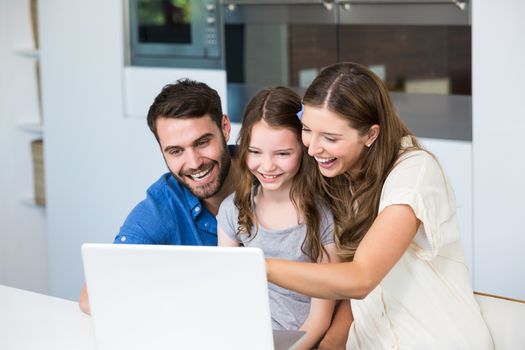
266, 63, 494, 349
217, 87, 340, 350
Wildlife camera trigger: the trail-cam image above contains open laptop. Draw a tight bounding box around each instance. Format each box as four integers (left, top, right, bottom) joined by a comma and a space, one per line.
82, 244, 306, 350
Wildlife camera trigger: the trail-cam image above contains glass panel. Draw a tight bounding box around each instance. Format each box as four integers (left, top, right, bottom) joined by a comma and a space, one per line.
337, 25, 471, 95
225, 23, 337, 121
225, 21, 471, 125
137, 0, 192, 44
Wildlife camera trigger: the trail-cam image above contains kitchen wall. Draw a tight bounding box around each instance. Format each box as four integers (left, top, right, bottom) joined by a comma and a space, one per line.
472, 0, 525, 300
39, 0, 166, 299
39, 0, 230, 300
0, 0, 48, 294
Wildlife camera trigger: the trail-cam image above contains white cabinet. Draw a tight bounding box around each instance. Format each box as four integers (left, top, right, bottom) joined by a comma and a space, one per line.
420, 138, 473, 280
13, 49, 45, 208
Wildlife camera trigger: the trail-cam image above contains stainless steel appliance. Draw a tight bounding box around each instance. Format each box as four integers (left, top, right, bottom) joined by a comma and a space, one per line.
221, 0, 471, 141
129, 0, 223, 69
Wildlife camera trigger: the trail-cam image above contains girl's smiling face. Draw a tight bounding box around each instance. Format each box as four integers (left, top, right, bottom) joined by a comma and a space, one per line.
246, 120, 303, 192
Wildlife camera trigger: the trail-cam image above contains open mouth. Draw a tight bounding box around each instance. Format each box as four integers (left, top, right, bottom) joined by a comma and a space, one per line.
314, 156, 337, 167
259, 173, 283, 181
186, 165, 214, 183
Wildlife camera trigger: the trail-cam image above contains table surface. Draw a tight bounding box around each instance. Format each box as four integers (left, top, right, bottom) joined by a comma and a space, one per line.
0, 284, 304, 350
0, 284, 96, 350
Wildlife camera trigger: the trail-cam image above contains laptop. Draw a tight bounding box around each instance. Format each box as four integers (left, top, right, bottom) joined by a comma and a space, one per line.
81, 244, 306, 350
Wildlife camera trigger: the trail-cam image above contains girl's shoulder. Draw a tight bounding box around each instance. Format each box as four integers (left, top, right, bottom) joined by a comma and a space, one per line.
313, 199, 335, 226
217, 192, 237, 217
219, 186, 257, 217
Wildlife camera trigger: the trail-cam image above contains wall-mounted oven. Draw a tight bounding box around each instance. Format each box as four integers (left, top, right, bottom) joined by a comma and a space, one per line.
128, 0, 224, 69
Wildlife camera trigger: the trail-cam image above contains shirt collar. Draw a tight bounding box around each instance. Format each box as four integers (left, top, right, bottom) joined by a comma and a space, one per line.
182, 185, 204, 220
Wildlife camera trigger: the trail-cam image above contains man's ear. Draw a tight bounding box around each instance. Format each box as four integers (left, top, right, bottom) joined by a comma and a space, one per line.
222, 114, 231, 143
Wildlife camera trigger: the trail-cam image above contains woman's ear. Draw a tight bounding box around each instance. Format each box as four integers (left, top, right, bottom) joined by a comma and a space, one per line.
365, 124, 380, 147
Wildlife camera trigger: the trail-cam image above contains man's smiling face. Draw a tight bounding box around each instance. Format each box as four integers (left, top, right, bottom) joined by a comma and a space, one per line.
157, 114, 231, 199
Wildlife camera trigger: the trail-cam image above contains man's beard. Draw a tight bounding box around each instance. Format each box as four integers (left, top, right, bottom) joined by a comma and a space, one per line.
171, 140, 231, 200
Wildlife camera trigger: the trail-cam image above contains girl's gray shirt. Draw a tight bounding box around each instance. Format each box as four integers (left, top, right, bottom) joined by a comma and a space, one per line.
216, 191, 334, 330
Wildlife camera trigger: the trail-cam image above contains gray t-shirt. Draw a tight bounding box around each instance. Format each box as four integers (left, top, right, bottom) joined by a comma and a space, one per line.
217, 191, 334, 330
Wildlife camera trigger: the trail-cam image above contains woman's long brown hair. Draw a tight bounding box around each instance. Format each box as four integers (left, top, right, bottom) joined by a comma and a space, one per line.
235, 86, 329, 262
304, 62, 422, 261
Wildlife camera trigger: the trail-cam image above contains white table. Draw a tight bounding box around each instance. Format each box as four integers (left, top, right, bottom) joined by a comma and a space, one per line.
0, 285, 305, 350
0, 285, 96, 350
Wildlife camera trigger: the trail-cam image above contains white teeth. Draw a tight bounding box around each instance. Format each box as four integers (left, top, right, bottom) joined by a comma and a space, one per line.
314, 156, 336, 164
190, 167, 212, 180
261, 173, 280, 179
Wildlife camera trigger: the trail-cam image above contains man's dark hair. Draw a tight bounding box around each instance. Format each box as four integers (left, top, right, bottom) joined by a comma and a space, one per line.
147, 79, 223, 141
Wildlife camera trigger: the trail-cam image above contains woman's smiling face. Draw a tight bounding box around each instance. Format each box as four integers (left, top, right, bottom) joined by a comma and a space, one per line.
301, 105, 370, 177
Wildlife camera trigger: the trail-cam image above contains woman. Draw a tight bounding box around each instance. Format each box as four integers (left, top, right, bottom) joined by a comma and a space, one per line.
266, 62, 493, 349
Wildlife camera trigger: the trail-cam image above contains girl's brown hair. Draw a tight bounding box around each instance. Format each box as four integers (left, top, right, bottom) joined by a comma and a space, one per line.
304, 62, 422, 261
235, 86, 328, 262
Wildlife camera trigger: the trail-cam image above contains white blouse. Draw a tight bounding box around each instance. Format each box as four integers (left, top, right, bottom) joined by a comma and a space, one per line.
347, 141, 494, 350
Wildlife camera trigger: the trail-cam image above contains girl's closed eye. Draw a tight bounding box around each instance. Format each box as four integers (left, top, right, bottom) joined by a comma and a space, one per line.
277, 151, 291, 157
248, 148, 261, 155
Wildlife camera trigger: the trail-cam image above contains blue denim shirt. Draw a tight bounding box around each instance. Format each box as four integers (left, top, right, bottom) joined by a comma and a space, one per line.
113, 173, 217, 246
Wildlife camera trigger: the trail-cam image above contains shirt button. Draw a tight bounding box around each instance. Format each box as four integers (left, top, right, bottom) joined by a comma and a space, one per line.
204, 223, 208, 228
120, 236, 127, 242
194, 207, 201, 213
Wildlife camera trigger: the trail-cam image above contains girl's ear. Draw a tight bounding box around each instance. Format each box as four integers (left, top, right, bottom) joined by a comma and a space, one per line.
222, 114, 231, 142
365, 124, 380, 147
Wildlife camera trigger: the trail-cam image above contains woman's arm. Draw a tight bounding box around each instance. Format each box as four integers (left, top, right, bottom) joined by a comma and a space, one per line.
296, 243, 339, 350
267, 204, 420, 300
318, 300, 353, 350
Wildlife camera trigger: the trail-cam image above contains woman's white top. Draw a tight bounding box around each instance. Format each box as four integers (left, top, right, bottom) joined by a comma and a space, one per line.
348, 139, 494, 350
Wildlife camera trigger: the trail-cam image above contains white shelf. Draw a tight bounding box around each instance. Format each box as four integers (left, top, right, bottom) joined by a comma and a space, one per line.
20, 197, 46, 209
13, 48, 40, 59
17, 121, 43, 135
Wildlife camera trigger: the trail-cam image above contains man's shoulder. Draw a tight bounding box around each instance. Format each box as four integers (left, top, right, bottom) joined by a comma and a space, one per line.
116, 173, 190, 244
125, 173, 190, 223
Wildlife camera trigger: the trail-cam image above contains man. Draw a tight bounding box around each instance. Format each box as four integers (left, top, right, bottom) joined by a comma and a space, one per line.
79, 79, 350, 349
